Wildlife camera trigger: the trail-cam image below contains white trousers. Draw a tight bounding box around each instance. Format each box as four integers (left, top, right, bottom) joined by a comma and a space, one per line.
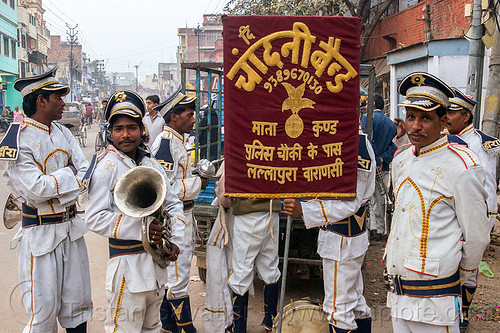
204, 207, 234, 332
18, 235, 92, 333
105, 264, 164, 333
370, 170, 389, 234
228, 211, 280, 296
392, 315, 459, 333
322, 254, 371, 330
166, 209, 195, 299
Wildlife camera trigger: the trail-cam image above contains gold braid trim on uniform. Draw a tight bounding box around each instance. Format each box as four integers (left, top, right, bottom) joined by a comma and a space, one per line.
112, 275, 126, 333
396, 177, 453, 272
419, 142, 447, 156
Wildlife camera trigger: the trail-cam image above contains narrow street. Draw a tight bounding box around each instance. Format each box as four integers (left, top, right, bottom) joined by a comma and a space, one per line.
0, 125, 497, 332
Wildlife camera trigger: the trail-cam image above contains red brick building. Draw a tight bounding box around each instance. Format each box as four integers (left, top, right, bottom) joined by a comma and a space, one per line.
47, 35, 83, 89
364, 0, 472, 61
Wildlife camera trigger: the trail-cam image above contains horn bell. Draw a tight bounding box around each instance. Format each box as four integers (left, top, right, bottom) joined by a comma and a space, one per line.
114, 166, 167, 218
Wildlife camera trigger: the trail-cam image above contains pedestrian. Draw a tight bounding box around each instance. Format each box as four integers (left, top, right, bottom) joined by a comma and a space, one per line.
13, 105, 25, 122
151, 87, 209, 333
0, 67, 92, 332
85, 90, 185, 332
283, 129, 376, 333
385, 72, 490, 332
85, 103, 93, 126
143, 94, 165, 147
361, 94, 397, 241
445, 88, 499, 332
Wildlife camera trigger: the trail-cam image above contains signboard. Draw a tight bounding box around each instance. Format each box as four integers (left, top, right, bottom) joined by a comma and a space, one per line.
223, 15, 361, 199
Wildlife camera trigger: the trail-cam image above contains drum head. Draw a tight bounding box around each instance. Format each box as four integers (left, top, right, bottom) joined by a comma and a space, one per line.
273, 299, 329, 332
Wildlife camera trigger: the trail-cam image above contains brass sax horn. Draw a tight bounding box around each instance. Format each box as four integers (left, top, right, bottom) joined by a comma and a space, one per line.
114, 166, 172, 268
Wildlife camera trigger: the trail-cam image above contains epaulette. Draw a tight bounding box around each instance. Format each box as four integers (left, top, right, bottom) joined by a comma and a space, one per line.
446, 134, 468, 147
476, 130, 500, 156
447, 144, 481, 169
155, 137, 174, 172
393, 143, 412, 159
0, 123, 22, 161
81, 149, 108, 193
357, 133, 372, 172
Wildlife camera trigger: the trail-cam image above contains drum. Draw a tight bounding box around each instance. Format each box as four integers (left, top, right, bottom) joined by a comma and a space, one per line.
273, 299, 329, 332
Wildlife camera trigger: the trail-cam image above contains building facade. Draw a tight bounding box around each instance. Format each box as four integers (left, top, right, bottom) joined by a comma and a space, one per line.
363, 0, 487, 118
47, 35, 83, 101
0, 0, 20, 109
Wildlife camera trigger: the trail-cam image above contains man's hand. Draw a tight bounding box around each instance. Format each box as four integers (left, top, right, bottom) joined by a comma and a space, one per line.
200, 177, 210, 190
283, 198, 303, 217
394, 117, 406, 139
165, 243, 180, 261
68, 163, 77, 175
149, 218, 166, 245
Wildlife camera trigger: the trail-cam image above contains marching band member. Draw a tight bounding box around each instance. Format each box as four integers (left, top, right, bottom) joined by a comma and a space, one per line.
85, 90, 184, 332
151, 88, 209, 333
284, 129, 376, 333
445, 89, 499, 332
1, 67, 92, 332
385, 73, 490, 332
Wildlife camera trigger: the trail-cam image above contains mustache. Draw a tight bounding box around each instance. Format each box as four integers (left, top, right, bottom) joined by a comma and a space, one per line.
119, 139, 135, 144
407, 130, 428, 137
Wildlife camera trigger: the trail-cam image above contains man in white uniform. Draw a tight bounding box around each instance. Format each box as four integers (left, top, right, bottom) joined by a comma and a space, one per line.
85, 90, 185, 332
445, 88, 499, 332
386, 72, 490, 333
151, 88, 209, 333
1, 67, 92, 332
143, 94, 165, 147
284, 130, 376, 333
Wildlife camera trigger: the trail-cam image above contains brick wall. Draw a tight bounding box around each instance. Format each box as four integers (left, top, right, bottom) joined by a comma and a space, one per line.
363, 0, 472, 61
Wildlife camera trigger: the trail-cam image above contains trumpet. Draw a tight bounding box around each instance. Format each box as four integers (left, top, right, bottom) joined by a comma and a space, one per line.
194, 158, 224, 179
114, 166, 173, 268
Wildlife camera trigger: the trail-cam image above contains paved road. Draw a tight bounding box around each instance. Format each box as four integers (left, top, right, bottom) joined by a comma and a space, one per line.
0, 124, 395, 332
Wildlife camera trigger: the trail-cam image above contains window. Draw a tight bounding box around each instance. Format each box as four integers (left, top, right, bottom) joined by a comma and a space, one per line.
3, 36, 9, 57
9, 0, 14, 9
2, 0, 7, 4
11, 39, 16, 58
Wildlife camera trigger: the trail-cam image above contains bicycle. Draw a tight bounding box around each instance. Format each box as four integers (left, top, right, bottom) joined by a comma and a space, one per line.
95, 121, 108, 153
78, 119, 88, 147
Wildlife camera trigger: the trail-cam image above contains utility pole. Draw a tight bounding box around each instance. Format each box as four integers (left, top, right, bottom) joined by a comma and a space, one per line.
134, 61, 142, 92
66, 24, 78, 102
466, 0, 485, 128
96, 59, 105, 97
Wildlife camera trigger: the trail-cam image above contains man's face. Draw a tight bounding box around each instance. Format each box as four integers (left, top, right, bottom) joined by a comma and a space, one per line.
405, 107, 446, 151
102, 102, 107, 110
172, 108, 195, 135
445, 109, 470, 135
42, 92, 66, 121
145, 99, 157, 113
111, 115, 142, 157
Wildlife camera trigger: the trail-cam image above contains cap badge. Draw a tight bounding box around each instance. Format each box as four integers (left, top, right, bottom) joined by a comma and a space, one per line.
410, 74, 426, 86
115, 91, 127, 102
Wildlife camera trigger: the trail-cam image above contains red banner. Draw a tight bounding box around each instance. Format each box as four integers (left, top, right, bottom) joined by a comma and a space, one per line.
223, 15, 361, 199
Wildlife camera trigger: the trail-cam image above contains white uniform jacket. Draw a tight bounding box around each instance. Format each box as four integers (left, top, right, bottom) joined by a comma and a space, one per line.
385, 136, 490, 325
458, 124, 498, 227
151, 126, 202, 202
85, 145, 185, 293
3, 118, 89, 256
301, 133, 376, 261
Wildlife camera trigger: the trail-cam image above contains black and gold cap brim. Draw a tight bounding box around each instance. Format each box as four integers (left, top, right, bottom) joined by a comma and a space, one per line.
398, 96, 442, 111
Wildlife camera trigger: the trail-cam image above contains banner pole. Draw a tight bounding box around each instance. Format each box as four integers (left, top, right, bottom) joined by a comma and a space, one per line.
277, 214, 292, 333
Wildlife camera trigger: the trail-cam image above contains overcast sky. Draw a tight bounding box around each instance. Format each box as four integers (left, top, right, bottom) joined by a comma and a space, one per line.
43, 0, 228, 80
